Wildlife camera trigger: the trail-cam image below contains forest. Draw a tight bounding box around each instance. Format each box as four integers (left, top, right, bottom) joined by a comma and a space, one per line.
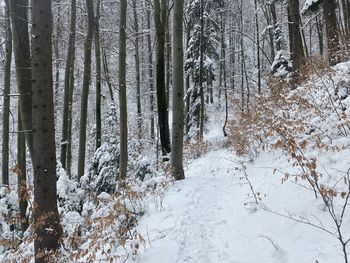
1, 0, 350, 262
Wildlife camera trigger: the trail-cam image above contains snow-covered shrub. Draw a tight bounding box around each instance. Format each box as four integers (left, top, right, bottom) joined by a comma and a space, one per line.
57, 164, 84, 212
133, 157, 158, 181
0, 187, 18, 253
80, 139, 120, 195
271, 50, 292, 78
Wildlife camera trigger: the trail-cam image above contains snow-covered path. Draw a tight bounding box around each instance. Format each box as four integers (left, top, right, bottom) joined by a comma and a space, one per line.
136, 149, 343, 263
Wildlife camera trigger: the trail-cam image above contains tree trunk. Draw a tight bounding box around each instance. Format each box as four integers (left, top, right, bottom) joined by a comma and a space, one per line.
77, 0, 95, 180
133, 0, 142, 140
254, 0, 261, 94
324, 0, 341, 65
95, 0, 102, 149
2, 0, 12, 185
154, 0, 171, 156
199, 0, 205, 139
146, 1, 155, 140
288, 0, 305, 75
119, 0, 128, 181
60, 0, 77, 174
171, 0, 185, 180
17, 111, 28, 233
31, 0, 62, 259
9, 0, 33, 156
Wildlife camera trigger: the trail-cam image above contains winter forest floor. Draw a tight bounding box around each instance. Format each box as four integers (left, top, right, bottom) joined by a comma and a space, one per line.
135, 112, 348, 263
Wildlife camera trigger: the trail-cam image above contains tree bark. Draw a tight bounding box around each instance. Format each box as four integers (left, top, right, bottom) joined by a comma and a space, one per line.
2, 0, 12, 185
119, 0, 128, 181
61, 0, 77, 175
199, 0, 205, 139
288, 0, 305, 75
31, 0, 62, 259
95, 0, 102, 149
324, 0, 340, 65
9, 0, 33, 156
77, 0, 95, 180
154, 0, 171, 156
17, 111, 28, 233
171, 0, 185, 180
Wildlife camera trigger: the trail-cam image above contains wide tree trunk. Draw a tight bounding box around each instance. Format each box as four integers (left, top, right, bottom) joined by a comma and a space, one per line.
324, 0, 341, 65
77, 0, 95, 180
288, 0, 305, 75
60, 0, 77, 175
119, 0, 128, 181
154, 0, 171, 157
171, 0, 185, 180
31, 0, 62, 260
2, 0, 12, 185
9, 0, 33, 156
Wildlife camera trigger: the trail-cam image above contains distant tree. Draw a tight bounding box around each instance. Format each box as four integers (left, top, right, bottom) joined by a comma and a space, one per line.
154, 0, 171, 157
119, 0, 128, 181
171, 0, 185, 180
61, 0, 77, 177
2, 0, 12, 185
30, 0, 62, 260
77, 0, 95, 180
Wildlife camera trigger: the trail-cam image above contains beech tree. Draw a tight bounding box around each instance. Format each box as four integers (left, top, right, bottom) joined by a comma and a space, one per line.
31, 0, 62, 259
171, 0, 185, 180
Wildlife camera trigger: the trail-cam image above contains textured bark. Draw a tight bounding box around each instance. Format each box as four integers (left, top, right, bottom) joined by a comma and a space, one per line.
31, 0, 62, 259
171, 0, 185, 180
119, 0, 128, 181
254, 0, 261, 94
323, 0, 340, 65
77, 0, 95, 180
9, 0, 33, 156
95, 0, 102, 149
154, 0, 171, 156
61, 0, 77, 174
288, 0, 305, 74
133, 0, 142, 140
2, 0, 12, 185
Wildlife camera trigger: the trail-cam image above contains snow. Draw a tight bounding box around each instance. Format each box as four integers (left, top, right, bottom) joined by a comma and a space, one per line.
134, 147, 346, 263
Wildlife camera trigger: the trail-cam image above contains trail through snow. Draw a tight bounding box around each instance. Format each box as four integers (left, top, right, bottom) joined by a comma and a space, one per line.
136, 149, 341, 263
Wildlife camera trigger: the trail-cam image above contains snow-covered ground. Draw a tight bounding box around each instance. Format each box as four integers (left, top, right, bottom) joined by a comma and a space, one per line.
134, 92, 350, 263
135, 148, 346, 263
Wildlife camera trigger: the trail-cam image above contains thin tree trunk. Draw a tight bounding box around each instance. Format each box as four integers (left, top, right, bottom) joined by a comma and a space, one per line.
254, 0, 261, 94
31, 0, 62, 259
171, 0, 185, 180
95, 0, 102, 149
102, 48, 115, 102
9, 0, 33, 157
145, 1, 155, 140
2, 0, 12, 185
77, 0, 95, 180
17, 111, 28, 233
119, 0, 128, 181
61, 0, 77, 173
154, 0, 171, 156
133, 0, 142, 140
199, 0, 205, 139
54, 0, 61, 108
